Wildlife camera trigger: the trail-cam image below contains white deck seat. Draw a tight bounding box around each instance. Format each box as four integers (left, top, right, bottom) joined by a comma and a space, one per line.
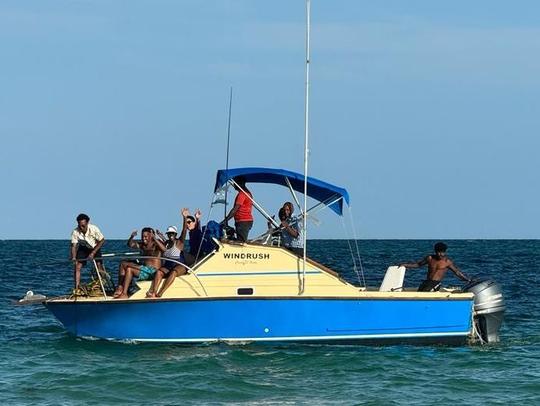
379, 266, 406, 292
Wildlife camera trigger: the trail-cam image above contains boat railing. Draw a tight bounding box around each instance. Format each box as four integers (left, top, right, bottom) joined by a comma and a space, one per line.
80, 252, 211, 299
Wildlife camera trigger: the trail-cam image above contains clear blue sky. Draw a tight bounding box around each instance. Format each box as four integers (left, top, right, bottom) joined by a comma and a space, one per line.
1, 0, 539, 239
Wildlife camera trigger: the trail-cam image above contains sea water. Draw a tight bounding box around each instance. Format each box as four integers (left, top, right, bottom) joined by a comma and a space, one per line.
1, 240, 539, 405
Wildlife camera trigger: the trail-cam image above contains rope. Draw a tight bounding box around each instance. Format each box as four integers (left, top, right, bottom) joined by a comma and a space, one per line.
69, 269, 113, 299
347, 206, 366, 288
340, 215, 362, 286
195, 200, 215, 263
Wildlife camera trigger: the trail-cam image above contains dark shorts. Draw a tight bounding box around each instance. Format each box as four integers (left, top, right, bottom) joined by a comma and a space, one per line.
76, 245, 102, 266
162, 255, 185, 272
418, 279, 442, 292
184, 252, 196, 267
235, 221, 253, 242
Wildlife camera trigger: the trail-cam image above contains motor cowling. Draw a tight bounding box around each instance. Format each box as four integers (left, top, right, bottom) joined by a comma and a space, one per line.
463, 279, 505, 343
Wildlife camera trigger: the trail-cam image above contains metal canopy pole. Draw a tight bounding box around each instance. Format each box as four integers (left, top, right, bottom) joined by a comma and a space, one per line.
302, 0, 311, 294
229, 179, 280, 229
284, 177, 303, 213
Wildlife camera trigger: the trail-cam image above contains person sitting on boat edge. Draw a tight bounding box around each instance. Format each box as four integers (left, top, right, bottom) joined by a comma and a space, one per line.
399, 242, 472, 292
151, 225, 186, 298
70, 213, 106, 292
114, 227, 166, 299
221, 176, 253, 242
279, 202, 304, 257
146, 224, 188, 298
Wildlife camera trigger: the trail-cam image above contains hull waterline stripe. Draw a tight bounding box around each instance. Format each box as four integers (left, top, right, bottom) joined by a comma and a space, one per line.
197, 270, 322, 277
101, 331, 471, 343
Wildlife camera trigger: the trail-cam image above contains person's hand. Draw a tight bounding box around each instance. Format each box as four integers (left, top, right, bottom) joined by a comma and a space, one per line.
181, 208, 190, 217
130, 230, 138, 238
281, 220, 288, 228
195, 209, 202, 219
88, 252, 95, 260
156, 229, 165, 239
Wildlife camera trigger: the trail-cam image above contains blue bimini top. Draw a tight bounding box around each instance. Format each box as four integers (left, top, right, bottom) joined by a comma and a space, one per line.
214, 167, 350, 216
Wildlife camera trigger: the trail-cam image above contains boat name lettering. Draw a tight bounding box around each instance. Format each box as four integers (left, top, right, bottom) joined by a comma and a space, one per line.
223, 253, 270, 260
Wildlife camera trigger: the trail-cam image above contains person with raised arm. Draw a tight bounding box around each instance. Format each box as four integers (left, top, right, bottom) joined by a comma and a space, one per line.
399, 242, 472, 292
114, 227, 165, 299
147, 211, 189, 298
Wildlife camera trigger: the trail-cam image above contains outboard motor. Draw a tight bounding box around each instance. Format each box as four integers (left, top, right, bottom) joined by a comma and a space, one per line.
463, 279, 505, 343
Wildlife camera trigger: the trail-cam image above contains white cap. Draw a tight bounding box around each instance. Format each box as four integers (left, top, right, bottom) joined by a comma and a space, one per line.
166, 226, 178, 234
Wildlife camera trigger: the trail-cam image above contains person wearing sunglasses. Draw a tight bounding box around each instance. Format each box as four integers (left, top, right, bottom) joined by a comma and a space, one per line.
182, 207, 203, 266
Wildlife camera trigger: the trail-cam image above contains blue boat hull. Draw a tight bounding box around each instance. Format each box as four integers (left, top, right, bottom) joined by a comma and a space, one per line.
45, 297, 473, 344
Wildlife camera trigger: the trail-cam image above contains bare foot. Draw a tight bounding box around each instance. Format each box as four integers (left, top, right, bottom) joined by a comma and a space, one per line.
146, 291, 156, 298
113, 286, 123, 298
116, 293, 129, 299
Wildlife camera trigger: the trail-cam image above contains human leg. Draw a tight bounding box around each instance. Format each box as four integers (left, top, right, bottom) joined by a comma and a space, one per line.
114, 262, 141, 298
235, 221, 253, 242
156, 265, 186, 297
74, 261, 84, 289
74, 245, 90, 289
148, 268, 167, 298
117, 265, 141, 299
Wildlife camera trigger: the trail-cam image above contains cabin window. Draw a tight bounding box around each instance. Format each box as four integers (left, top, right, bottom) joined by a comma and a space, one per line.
237, 287, 254, 296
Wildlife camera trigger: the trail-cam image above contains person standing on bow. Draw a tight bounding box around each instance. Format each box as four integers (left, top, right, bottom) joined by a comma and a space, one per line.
70, 213, 106, 292
279, 202, 304, 257
221, 176, 253, 242
399, 242, 472, 292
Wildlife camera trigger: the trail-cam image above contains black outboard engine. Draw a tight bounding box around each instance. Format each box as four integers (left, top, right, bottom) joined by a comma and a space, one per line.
463, 279, 505, 343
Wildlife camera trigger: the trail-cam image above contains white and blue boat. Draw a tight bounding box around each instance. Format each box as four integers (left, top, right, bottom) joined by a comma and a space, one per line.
41, 3, 505, 345
43, 167, 505, 345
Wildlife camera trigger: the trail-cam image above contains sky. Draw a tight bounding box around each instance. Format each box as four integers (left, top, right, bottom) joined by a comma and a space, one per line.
1, 0, 539, 240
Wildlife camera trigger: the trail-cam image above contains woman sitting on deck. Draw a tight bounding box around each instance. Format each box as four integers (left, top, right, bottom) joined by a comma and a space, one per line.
147, 209, 189, 298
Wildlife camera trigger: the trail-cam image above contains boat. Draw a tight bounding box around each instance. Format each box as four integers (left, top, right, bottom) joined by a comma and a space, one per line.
43, 167, 505, 345
41, 3, 505, 345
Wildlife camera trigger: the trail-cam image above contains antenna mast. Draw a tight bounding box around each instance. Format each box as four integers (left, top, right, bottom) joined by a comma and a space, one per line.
224, 87, 233, 218
302, 0, 311, 293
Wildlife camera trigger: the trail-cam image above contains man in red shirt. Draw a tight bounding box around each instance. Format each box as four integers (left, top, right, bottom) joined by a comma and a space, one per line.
222, 176, 253, 242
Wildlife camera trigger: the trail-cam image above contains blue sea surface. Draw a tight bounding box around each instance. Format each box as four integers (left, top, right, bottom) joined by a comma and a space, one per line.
1, 240, 539, 405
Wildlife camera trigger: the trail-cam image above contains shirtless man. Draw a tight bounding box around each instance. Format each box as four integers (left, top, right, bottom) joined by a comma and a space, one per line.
399, 242, 472, 292
114, 227, 165, 299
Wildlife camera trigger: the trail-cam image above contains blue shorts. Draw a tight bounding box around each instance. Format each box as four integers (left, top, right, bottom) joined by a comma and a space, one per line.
138, 265, 157, 281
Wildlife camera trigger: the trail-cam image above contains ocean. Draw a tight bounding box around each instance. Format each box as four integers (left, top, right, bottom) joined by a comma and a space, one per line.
1, 240, 539, 405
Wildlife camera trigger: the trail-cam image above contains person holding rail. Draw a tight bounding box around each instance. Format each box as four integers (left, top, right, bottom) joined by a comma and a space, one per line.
222, 176, 253, 242
70, 213, 105, 292
399, 242, 472, 292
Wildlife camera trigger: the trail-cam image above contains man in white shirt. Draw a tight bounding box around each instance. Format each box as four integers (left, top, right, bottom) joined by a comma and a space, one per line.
70, 213, 106, 290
